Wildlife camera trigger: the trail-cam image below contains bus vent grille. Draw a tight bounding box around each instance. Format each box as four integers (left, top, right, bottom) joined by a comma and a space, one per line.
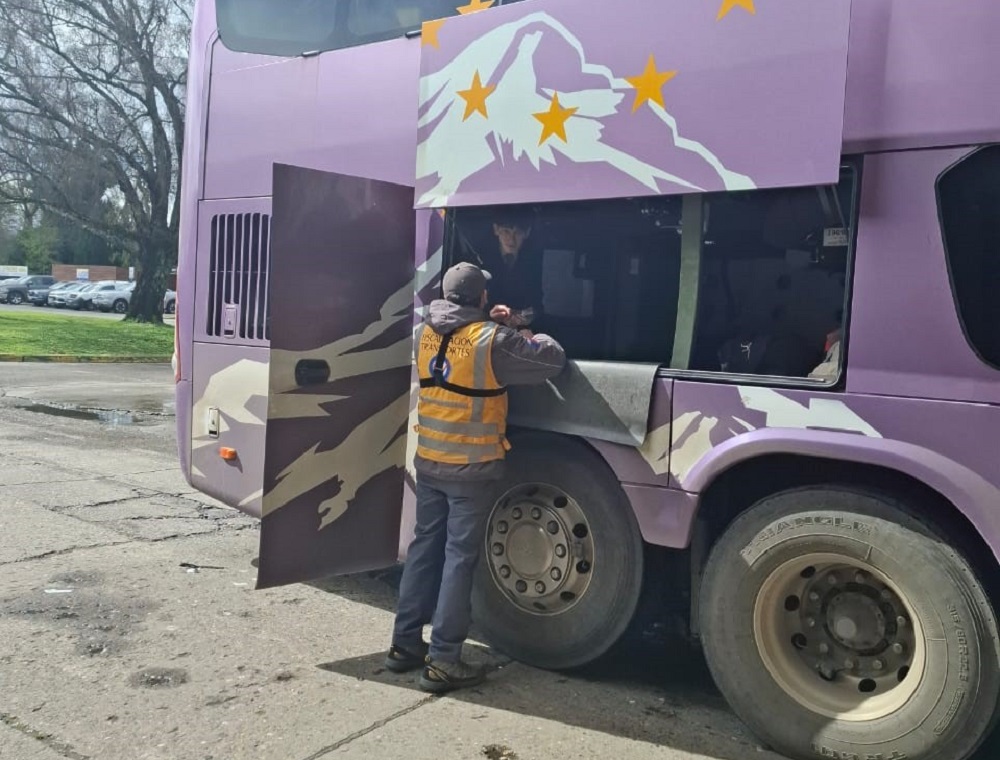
206, 212, 270, 341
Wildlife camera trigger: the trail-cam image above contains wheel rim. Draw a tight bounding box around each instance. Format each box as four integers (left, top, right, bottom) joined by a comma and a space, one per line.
11, 294, 22, 304
115, 301, 126, 313
754, 552, 926, 721
485, 482, 595, 616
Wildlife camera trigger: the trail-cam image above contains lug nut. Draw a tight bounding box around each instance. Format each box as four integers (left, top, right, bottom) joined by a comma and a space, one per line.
805, 617, 817, 628
550, 568, 562, 581
818, 643, 830, 654
530, 507, 542, 520
809, 591, 821, 602
512, 508, 523, 520
892, 643, 904, 655
515, 580, 527, 593
827, 574, 839, 585
491, 543, 504, 556
881, 588, 892, 600
896, 616, 907, 628
535, 581, 546, 594
555, 544, 567, 558
497, 521, 509, 534
873, 659, 884, 671
854, 572, 867, 583
499, 565, 511, 579
547, 521, 559, 535
844, 659, 855, 669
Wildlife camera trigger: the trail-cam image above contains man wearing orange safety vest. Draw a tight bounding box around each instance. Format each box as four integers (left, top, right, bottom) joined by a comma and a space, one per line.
386, 261, 566, 693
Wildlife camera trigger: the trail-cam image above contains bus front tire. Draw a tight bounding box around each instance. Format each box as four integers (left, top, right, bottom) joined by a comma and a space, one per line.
471, 435, 644, 671
699, 487, 1000, 760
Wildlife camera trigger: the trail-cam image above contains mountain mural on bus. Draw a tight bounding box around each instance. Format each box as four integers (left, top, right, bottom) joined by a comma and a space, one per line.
415, 0, 852, 208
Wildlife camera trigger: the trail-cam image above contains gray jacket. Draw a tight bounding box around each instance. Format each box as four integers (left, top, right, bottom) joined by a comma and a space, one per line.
414, 299, 566, 482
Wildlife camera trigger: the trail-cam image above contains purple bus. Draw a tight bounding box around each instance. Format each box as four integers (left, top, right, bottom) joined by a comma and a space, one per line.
174, 1, 1000, 758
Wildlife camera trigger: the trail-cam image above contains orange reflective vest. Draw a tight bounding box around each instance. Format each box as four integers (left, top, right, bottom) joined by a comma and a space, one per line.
415, 321, 509, 465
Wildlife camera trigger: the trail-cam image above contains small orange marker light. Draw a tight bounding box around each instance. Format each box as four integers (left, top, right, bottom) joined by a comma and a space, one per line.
219, 447, 238, 461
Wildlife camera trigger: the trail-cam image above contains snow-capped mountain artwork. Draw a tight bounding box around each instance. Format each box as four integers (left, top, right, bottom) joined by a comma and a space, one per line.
415, 0, 852, 208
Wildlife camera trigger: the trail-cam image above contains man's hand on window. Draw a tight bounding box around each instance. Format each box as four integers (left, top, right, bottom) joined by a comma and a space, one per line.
490, 304, 512, 324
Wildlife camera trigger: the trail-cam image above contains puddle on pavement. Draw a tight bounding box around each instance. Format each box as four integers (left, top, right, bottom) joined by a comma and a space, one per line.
21, 403, 154, 427
74, 397, 174, 416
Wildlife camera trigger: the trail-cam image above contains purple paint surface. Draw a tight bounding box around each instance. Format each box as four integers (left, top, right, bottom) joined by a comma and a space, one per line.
174, 0, 1000, 582
415, 0, 851, 206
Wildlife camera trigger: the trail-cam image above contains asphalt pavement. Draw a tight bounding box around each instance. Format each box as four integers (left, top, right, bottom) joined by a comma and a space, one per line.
0, 363, 781, 760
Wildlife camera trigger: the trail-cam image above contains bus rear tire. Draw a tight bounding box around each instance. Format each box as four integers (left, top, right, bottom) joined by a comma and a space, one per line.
699, 486, 1000, 760
471, 434, 643, 670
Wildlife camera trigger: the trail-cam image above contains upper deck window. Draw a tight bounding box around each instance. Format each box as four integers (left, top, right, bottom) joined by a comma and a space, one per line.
938, 145, 1000, 370
216, 0, 478, 56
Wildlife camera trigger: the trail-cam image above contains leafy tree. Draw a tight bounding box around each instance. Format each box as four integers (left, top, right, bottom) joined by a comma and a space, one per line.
16, 224, 60, 274
0, 0, 190, 321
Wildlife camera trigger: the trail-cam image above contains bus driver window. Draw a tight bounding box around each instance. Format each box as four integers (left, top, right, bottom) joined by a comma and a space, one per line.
444, 169, 854, 385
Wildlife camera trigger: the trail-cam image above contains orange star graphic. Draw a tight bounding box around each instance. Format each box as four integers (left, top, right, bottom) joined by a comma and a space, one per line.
457, 0, 494, 14
456, 71, 496, 121
421, 18, 445, 48
717, 0, 755, 20
625, 54, 677, 113
534, 93, 578, 146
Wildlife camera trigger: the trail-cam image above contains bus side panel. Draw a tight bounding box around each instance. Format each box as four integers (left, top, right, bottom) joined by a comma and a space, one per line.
668, 381, 1000, 563
587, 377, 675, 489
189, 342, 269, 517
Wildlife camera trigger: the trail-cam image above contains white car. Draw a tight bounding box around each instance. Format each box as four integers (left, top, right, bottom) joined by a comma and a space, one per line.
48, 281, 90, 308
68, 280, 130, 311
93, 281, 137, 314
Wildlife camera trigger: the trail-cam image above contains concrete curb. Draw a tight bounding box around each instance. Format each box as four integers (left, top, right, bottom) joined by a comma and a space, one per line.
0, 355, 171, 364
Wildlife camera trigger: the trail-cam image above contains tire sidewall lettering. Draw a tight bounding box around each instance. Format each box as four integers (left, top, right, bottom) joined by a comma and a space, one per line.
700, 490, 999, 760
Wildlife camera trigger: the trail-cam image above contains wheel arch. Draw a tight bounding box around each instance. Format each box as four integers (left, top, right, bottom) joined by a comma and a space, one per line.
506, 427, 627, 491
506, 426, 653, 533
690, 440, 1000, 595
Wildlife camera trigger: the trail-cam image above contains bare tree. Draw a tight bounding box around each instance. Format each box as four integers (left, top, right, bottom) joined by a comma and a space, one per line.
0, 0, 190, 322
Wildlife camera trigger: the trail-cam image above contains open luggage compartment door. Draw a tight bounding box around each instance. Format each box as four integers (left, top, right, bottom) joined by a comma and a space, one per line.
258, 165, 416, 588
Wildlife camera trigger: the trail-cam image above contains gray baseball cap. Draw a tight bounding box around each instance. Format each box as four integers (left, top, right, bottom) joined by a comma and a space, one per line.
442, 262, 491, 303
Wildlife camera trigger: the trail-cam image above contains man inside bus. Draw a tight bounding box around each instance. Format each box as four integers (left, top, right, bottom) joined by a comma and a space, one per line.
387, 261, 566, 693
480, 206, 545, 330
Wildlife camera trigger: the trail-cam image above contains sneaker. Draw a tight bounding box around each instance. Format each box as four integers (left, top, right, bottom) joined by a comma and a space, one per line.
384, 642, 429, 673
418, 658, 487, 694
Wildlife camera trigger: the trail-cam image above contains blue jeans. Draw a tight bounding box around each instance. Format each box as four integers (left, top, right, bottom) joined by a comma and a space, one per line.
392, 474, 492, 663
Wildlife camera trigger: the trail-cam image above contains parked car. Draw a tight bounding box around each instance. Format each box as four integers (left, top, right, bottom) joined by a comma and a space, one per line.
67, 280, 130, 311
28, 281, 74, 307
93, 281, 137, 314
0, 275, 56, 305
163, 290, 176, 314
60, 282, 97, 310
48, 281, 88, 308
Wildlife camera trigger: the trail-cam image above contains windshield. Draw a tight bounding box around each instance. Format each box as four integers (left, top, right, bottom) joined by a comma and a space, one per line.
215, 0, 496, 56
